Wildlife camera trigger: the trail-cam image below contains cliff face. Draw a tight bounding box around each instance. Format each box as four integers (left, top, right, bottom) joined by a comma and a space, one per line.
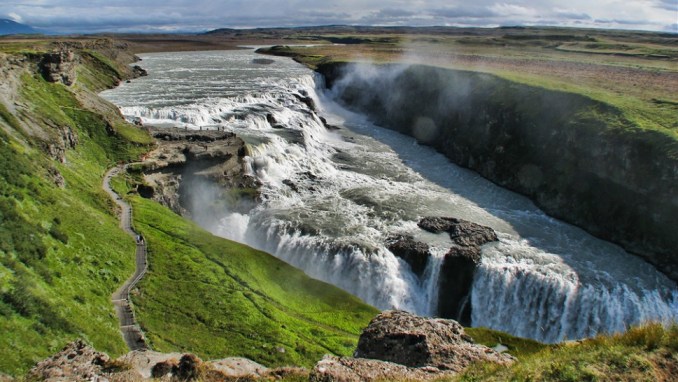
138, 127, 258, 225
318, 62, 678, 282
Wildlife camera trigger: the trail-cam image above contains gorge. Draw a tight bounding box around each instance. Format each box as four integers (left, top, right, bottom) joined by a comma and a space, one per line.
101, 48, 678, 345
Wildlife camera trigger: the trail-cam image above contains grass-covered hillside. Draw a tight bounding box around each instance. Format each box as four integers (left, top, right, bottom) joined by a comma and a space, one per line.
0, 38, 378, 376
111, 171, 377, 367
0, 40, 152, 374
460, 323, 678, 381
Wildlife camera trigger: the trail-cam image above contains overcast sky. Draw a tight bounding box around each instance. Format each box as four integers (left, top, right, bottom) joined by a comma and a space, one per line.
2, 0, 677, 34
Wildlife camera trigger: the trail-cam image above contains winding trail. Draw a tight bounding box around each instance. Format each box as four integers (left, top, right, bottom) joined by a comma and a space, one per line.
104, 165, 149, 351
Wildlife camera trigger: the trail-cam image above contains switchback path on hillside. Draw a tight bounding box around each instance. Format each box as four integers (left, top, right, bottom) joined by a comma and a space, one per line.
104, 165, 148, 351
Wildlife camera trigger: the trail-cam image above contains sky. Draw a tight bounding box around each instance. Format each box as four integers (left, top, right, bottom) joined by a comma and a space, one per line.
2, 0, 677, 34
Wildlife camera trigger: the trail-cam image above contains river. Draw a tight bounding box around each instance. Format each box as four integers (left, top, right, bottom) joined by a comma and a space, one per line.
101, 48, 678, 343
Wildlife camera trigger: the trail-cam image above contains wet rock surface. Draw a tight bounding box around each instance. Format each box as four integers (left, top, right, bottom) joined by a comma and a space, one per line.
138, 127, 259, 222
386, 235, 431, 277
438, 245, 483, 324
417, 216, 499, 323
418, 217, 498, 247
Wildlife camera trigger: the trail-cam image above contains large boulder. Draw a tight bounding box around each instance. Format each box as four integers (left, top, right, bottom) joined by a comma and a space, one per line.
312, 311, 515, 381
355, 310, 515, 372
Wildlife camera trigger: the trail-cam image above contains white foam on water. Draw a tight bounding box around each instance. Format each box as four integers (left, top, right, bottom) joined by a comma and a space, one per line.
102, 49, 678, 343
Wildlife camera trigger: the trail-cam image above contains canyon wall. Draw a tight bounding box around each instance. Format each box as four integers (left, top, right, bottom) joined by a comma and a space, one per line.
318, 62, 678, 282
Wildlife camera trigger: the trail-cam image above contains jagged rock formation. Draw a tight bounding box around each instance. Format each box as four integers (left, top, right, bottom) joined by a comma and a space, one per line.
318, 62, 678, 283
386, 235, 431, 277
139, 127, 258, 223
418, 217, 498, 247
311, 310, 515, 381
416, 216, 500, 323
387, 217, 498, 323
39, 49, 77, 85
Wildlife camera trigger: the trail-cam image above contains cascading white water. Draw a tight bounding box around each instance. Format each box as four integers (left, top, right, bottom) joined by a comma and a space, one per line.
101, 49, 678, 343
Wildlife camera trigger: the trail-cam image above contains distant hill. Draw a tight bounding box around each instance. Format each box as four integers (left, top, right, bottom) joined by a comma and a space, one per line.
0, 18, 39, 35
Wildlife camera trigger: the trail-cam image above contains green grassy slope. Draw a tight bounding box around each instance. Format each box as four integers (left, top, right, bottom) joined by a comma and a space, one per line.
0, 52, 151, 374
458, 323, 678, 381
0, 40, 377, 375
111, 171, 377, 367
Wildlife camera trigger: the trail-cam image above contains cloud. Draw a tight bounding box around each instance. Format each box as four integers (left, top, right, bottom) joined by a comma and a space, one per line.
0, 0, 675, 33
7, 12, 22, 23
489, 3, 538, 18
431, 6, 498, 19
655, 0, 678, 12
554, 9, 592, 21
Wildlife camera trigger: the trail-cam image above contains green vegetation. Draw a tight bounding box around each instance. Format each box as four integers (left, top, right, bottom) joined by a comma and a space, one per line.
0, 45, 151, 375
112, 171, 377, 367
2, 31, 676, 379
465, 327, 547, 359
1, 37, 376, 376
259, 28, 678, 140
455, 323, 678, 381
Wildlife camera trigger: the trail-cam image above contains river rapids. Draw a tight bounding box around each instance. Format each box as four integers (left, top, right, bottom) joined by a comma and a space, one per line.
101, 49, 678, 343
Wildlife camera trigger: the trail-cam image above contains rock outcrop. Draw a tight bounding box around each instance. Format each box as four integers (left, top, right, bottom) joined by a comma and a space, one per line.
28, 341, 302, 381
386, 235, 431, 277
138, 127, 258, 223
415, 217, 499, 323
311, 311, 515, 381
39, 49, 77, 85
310, 355, 453, 381
27, 339, 143, 381
418, 217, 498, 247
356, 310, 514, 370
319, 62, 678, 283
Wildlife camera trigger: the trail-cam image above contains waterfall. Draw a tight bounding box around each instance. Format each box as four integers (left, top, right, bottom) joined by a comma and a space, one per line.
101, 49, 678, 344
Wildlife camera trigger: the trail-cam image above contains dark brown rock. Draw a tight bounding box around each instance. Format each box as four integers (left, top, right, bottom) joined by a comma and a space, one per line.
387, 235, 431, 277
355, 310, 515, 372
131, 65, 148, 77
417, 216, 498, 322
151, 359, 177, 378
437, 245, 482, 324
418, 217, 497, 247
175, 354, 202, 381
